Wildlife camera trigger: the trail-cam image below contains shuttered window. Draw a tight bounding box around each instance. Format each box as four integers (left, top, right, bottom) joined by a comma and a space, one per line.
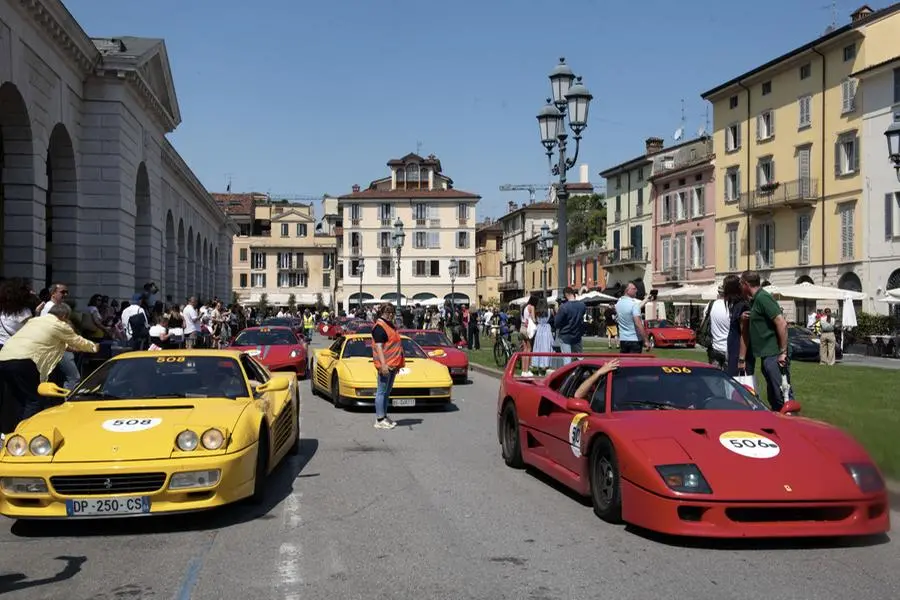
839, 204, 855, 260
755, 223, 775, 269
798, 95, 812, 128
798, 214, 811, 265
841, 79, 857, 114
661, 237, 671, 271
727, 224, 739, 272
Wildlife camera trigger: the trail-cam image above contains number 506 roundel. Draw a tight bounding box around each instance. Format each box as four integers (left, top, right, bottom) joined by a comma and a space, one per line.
719, 430, 780, 459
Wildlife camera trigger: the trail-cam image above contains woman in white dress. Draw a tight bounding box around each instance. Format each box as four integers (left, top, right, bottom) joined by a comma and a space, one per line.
530, 300, 554, 373
519, 295, 539, 375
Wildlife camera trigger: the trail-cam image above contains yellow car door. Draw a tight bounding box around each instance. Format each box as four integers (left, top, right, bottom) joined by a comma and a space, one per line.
240, 355, 295, 468
313, 337, 343, 393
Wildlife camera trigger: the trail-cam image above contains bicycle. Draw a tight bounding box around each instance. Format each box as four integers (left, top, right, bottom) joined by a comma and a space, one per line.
492, 326, 522, 368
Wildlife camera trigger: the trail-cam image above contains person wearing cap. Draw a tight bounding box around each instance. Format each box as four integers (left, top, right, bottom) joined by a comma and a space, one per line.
553, 287, 586, 364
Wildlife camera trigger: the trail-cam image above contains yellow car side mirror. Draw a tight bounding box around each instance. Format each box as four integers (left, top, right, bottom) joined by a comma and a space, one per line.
255, 377, 290, 394
37, 382, 70, 398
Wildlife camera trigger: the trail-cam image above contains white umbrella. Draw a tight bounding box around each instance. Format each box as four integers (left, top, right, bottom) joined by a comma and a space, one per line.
876, 296, 900, 304
886, 288, 900, 300
841, 293, 858, 352
772, 281, 864, 301
576, 290, 616, 303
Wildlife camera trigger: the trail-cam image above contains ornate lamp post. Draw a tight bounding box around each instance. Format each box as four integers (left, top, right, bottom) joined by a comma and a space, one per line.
357, 258, 365, 313
448, 257, 458, 326
886, 114, 900, 182
536, 58, 593, 297
539, 221, 553, 301
392, 217, 405, 314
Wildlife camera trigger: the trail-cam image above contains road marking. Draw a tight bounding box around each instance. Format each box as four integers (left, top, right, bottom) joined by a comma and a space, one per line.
174, 532, 217, 600
278, 543, 302, 585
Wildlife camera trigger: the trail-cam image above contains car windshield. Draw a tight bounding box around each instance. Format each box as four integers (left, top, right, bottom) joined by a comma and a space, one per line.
69, 356, 250, 400
610, 366, 767, 412
262, 318, 296, 328
409, 331, 452, 347
233, 329, 297, 346
789, 326, 814, 340
342, 338, 427, 359
648, 320, 670, 328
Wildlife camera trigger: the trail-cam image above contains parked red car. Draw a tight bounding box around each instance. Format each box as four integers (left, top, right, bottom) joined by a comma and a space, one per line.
401, 329, 469, 383
318, 317, 351, 339
231, 326, 309, 378
645, 320, 696, 348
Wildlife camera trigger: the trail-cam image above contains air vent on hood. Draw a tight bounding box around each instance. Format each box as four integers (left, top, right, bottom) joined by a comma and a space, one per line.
761, 428, 777, 435
95, 405, 195, 411
691, 428, 708, 437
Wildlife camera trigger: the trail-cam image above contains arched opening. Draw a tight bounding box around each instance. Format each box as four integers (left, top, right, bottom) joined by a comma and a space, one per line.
0, 82, 35, 280
165, 211, 176, 301
194, 231, 201, 299
412, 292, 436, 301
186, 225, 195, 300
381, 291, 407, 306
348, 292, 374, 309
795, 275, 815, 323
202, 238, 208, 299
134, 162, 152, 291
887, 268, 900, 320
838, 271, 863, 315
445, 292, 470, 305
45, 124, 78, 293
177, 219, 187, 302
214, 247, 219, 300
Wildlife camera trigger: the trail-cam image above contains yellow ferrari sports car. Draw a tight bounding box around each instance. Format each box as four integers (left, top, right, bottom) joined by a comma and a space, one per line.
0, 349, 300, 519
310, 333, 452, 409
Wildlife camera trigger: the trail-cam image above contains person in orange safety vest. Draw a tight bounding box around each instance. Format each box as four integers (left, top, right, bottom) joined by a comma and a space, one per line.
372, 303, 405, 429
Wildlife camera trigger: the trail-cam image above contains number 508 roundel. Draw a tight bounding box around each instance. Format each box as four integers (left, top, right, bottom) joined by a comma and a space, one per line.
496, 355, 890, 539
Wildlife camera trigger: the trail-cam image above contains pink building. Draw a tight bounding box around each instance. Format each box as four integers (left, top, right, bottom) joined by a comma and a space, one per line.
649, 137, 716, 292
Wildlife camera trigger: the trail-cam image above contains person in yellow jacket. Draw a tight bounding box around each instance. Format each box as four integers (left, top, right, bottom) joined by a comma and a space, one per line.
303, 310, 315, 339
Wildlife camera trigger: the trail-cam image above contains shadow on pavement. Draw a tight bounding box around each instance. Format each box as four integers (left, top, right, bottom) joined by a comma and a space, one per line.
10, 438, 319, 538
0, 555, 86, 594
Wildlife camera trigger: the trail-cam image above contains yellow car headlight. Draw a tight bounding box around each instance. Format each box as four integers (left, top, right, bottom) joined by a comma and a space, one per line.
201, 428, 225, 450
5, 435, 27, 456
29, 435, 52, 456
176, 430, 199, 451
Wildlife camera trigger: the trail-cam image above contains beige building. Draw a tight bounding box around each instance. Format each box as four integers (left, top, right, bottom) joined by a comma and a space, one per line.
475, 220, 503, 306
214, 193, 338, 307
524, 229, 559, 297
497, 200, 557, 303
337, 153, 480, 312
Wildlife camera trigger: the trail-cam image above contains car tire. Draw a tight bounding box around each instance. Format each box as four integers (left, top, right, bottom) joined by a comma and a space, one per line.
249, 429, 269, 504
648, 335, 655, 349
500, 402, 525, 468
288, 393, 301, 456
589, 436, 622, 523
331, 375, 345, 409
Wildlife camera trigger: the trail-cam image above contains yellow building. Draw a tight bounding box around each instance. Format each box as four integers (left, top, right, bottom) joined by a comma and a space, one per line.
523, 230, 558, 297
701, 4, 900, 302
214, 193, 338, 307
475, 220, 503, 306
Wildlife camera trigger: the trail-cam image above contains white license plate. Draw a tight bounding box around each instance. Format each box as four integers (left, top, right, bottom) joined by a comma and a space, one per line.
392, 398, 416, 407
65, 496, 150, 517
673, 343, 686, 347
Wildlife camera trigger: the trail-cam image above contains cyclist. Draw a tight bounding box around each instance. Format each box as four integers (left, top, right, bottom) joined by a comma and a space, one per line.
498, 308, 510, 339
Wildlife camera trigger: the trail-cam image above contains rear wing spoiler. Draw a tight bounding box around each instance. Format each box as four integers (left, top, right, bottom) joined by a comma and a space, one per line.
504, 352, 658, 379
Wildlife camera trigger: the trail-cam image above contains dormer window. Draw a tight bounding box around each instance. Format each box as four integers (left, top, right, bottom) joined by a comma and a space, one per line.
396, 168, 405, 189
405, 163, 420, 188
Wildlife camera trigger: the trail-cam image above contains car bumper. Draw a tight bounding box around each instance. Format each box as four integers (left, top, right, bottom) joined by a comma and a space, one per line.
267, 359, 307, 376
621, 479, 890, 538
449, 366, 468, 382
339, 392, 453, 408
0, 443, 259, 519
655, 339, 695, 348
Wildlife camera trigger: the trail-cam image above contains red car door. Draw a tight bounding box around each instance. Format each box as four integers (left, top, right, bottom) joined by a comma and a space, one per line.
529, 367, 594, 475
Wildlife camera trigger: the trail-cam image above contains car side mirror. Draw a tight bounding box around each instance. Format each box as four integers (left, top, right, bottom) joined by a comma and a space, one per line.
566, 398, 591, 413
37, 382, 70, 398
255, 377, 289, 395
780, 400, 802, 415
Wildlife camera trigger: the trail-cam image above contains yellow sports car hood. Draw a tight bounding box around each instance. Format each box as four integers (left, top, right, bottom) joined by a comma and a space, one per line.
12, 398, 250, 463
341, 358, 451, 387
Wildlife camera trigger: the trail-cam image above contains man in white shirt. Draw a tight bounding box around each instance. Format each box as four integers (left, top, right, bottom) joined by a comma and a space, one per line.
39, 283, 67, 316
121, 296, 149, 351
705, 287, 730, 369
182, 297, 200, 348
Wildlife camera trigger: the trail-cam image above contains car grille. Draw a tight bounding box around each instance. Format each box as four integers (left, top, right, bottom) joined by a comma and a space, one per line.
392, 387, 442, 397
50, 473, 167, 496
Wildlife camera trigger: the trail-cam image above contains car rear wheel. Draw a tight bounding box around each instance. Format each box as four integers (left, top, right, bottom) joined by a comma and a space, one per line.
500, 402, 525, 468
589, 437, 622, 523
249, 430, 269, 504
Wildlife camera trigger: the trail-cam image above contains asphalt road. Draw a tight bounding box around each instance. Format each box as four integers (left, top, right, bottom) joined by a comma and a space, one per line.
1, 337, 898, 600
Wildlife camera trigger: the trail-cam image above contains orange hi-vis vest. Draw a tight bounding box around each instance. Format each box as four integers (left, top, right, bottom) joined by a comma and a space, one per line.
373, 318, 405, 370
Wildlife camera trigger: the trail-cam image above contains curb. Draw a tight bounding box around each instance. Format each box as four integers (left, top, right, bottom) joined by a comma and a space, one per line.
469, 360, 900, 511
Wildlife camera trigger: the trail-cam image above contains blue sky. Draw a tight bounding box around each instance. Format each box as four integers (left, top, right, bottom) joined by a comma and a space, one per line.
65, 0, 860, 218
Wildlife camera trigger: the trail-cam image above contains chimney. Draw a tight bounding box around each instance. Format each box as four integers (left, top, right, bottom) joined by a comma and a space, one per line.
508, 200, 516, 213
351, 184, 360, 193
851, 5, 873, 21
579, 164, 589, 184
645, 137, 664, 155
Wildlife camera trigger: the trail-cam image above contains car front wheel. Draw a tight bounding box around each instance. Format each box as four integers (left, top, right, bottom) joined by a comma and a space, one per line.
500, 402, 524, 468
589, 436, 622, 523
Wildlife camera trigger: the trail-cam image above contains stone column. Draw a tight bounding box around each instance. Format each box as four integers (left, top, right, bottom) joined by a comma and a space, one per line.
2, 128, 44, 285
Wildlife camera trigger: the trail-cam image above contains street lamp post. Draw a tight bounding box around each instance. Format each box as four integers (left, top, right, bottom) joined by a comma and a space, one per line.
448, 257, 458, 326
392, 217, 405, 316
539, 221, 553, 301
357, 258, 365, 313
885, 114, 900, 182
536, 57, 593, 297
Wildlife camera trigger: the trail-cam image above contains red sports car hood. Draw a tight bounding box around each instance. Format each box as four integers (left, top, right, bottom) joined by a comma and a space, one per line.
614, 411, 872, 501
231, 344, 303, 363
422, 345, 468, 367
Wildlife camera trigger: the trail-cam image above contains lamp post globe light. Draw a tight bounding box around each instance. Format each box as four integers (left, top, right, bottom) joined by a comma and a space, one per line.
536, 57, 593, 296
886, 114, 900, 182
357, 258, 365, 313
448, 257, 458, 325
392, 217, 405, 316
539, 221, 553, 301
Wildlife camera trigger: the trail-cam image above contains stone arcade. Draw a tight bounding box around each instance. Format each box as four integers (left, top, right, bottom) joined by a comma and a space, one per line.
0, 0, 236, 304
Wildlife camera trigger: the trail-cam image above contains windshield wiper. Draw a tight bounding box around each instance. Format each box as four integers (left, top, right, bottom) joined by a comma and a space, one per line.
69, 392, 123, 400
618, 400, 682, 410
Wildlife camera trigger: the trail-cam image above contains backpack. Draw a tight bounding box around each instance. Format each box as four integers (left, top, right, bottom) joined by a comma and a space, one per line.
696, 301, 714, 349
128, 311, 149, 341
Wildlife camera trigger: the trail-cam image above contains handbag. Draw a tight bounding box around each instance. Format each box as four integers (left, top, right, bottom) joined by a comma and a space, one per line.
526, 318, 537, 339
734, 370, 756, 394
696, 301, 713, 349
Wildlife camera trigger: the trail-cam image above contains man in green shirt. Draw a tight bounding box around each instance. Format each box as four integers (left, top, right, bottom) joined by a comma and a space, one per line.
739, 270, 792, 411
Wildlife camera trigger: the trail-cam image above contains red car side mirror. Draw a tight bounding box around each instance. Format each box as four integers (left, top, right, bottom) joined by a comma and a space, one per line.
780, 400, 802, 415
566, 398, 591, 413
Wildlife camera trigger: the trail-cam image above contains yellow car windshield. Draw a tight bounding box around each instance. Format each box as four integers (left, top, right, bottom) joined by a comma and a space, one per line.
68, 356, 251, 400
342, 338, 427, 360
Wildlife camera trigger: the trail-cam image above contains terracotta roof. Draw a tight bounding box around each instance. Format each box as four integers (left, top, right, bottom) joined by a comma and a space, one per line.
476, 221, 502, 233
338, 188, 480, 200
387, 152, 442, 171
212, 192, 260, 215
567, 182, 594, 191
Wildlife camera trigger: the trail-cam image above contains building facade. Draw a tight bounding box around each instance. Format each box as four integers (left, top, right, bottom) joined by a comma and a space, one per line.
337, 153, 480, 311
497, 201, 556, 303
0, 0, 235, 305
475, 220, 503, 306
856, 58, 900, 313
701, 3, 900, 314
567, 243, 607, 291
649, 137, 717, 292
214, 194, 338, 307
523, 229, 558, 297
599, 139, 657, 295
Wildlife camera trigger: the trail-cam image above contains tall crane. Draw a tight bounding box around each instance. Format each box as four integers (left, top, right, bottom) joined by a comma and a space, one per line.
266, 193, 324, 204
498, 184, 554, 203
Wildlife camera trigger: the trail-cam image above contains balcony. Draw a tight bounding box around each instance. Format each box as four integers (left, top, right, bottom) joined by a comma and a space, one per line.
458, 217, 469, 226
606, 246, 648, 266
350, 218, 361, 227
380, 218, 393, 226
739, 178, 818, 213
416, 218, 427, 227
429, 219, 441, 228
380, 246, 392, 256
498, 280, 522, 291
350, 246, 361, 257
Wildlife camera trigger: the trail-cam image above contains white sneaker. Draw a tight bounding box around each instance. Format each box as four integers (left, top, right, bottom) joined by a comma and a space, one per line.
521, 371, 533, 377
374, 418, 396, 430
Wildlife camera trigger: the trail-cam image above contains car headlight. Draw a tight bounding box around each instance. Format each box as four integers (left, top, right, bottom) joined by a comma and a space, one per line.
201, 428, 225, 450
290, 350, 300, 358
844, 463, 884, 493
656, 464, 712, 494
356, 388, 376, 396
430, 388, 451, 396
5, 435, 27, 456
176, 430, 199, 451
169, 469, 221, 490
0, 477, 48, 494
29, 435, 52, 456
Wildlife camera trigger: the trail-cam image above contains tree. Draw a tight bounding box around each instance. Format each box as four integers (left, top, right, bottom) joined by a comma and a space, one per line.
566, 193, 607, 252
287, 293, 297, 313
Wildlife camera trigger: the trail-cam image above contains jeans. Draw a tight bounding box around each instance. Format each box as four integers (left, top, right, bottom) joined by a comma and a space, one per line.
59, 351, 81, 389
558, 339, 583, 365
619, 341, 644, 354
760, 355, 793, 411
374, 368, 397, 419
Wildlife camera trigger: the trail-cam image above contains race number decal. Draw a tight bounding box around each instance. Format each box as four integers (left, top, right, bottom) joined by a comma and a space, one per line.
569, 413, 590, 457
156, 356, 186, 363
102, 418, 162, 433
661, 366, 691, 374
398, 367, 411, 376
323, 326, 329, 333
719, 430, 780, 459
